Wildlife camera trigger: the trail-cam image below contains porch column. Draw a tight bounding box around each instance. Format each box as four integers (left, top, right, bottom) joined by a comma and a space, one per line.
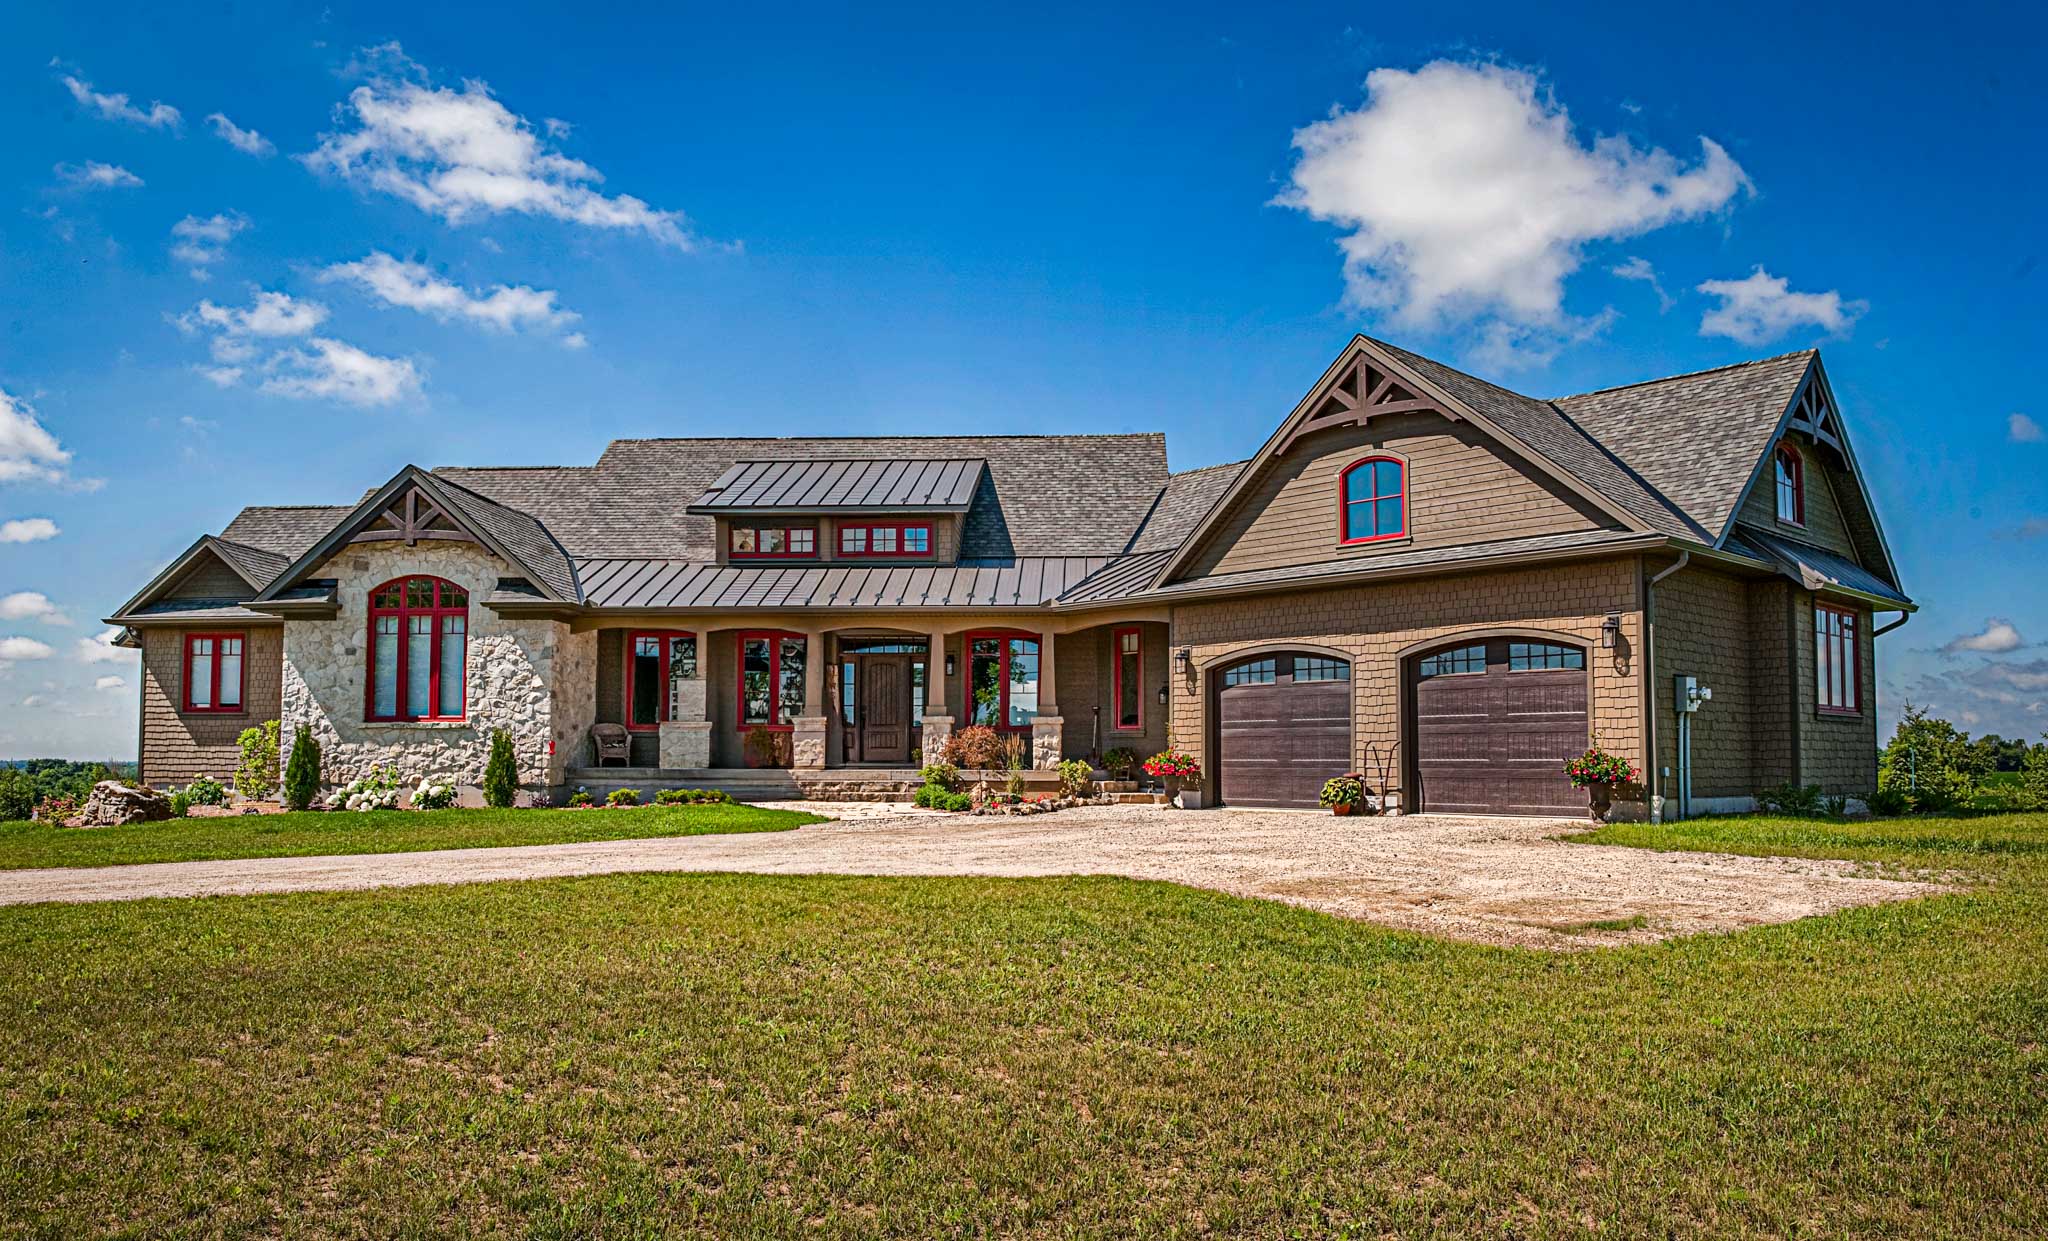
1031, 629, 1063, 770
792, 629, 829, 770
658, 634, 711, 770
920, 627, 952, 766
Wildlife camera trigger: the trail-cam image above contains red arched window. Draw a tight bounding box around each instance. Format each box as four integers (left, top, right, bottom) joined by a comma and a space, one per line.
1339, 456, 1406, 544
1775, 444, 1805, 525
367, 576, 468, 721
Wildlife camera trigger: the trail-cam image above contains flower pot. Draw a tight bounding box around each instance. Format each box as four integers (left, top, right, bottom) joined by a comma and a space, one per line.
1587, 782, 1614, 823
1331, 803, 1355, 816
1162, 775, 1183, 801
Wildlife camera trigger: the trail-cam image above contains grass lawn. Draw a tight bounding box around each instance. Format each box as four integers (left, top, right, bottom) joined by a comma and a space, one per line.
0, 814, 2043, 1237
0, 803, 820, 870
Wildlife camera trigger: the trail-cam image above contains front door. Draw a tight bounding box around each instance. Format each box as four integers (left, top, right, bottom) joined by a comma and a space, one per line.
857, 654, 911, 763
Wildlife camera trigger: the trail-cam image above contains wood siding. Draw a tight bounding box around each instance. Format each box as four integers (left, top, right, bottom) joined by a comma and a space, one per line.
138, 625, 283, 785
1180, 412, 1614, 581
1735, 432, 1860, 560
163, 550, 253, 600
1651, 566, 1761, 800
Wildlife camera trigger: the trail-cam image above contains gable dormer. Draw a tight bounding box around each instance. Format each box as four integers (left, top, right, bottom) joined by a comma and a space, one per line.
688, 458, 983, 566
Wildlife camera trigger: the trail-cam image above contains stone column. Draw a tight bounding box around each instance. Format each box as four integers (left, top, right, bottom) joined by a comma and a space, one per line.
657, 670, 711, 771
792, 630, 829, 770
1030, 629, 1062, 769
919, 628, 951, 767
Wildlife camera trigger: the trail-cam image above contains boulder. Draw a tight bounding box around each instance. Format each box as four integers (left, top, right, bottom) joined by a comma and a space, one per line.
73, 781, 174, 828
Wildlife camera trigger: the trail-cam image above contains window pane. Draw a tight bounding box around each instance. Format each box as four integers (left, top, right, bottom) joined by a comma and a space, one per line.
1375, 460, 1402, 497
1006, 638, 1039, 726
1375, 497, 1403, 538
406, 578, 433, 608
762, 528, 785, 554
441, 583, 467, 608
905, 527, 929, 553
1223, 658, 1276, 686
874, 527, 897, 553
742, 639, 772, 724
408, 616, 433, 717
439, 617, 465, 717
1295, 657, 1349, 682
1116, 630, 1141, 729
733, 527, 757, 553
1345, 502, 1371, 542
219, 637, 243, 707
778, 637, 807, 724
188, 639, 213, 709
668, 636, 697, 720
970, 648, 1003, 726
373, 617, 398, 716
911, 659, 926, 723
841, 527, 866, 553
1420, 645, 1485, 677
792, 528, 815, 553
374, 583, 401, 609
631, 636, 662, 726
841, 661, 856, 725
1344, 466, 1370, 503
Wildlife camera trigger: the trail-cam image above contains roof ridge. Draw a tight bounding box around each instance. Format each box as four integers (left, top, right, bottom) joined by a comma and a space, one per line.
1168, 459, 1248, 480
606, 433, 1164, 444
1554, 350, 1816, 401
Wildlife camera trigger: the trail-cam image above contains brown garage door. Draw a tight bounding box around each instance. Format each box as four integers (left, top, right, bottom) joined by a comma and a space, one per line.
1412, 639, 1588, 816
1217, 653, 1352, 809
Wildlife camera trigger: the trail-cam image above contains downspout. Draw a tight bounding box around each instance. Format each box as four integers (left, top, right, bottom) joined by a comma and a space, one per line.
1643, 550, 1689, 821
1874, 612, 1910, 638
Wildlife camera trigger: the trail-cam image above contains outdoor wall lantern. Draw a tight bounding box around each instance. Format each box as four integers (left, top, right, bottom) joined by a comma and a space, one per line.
944, 654, 956, 677
1157, 684, 1169, 705
1601, 611, 1621, 649
1174, 647, 1192, 674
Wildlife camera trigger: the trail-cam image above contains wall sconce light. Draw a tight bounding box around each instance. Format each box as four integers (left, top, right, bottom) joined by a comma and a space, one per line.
1157, 684, 1168, 705
1174, 647, 1192, 675
944, 654, 956, 677
1600, 612, 1621, 649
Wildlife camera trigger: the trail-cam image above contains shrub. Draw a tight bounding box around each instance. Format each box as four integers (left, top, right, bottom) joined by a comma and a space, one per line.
234, 720, 280, 801
338, 769, 402, 812
1866, 785, 1911, 817
566, 788, 595, 808
1101, 747, 1138, 780
942, 726, 1004, 770
169, 790, 192, 818
1055, 759, 1093, 798
942, 792, 973, 812
0, 768, 36, 822
283, 727, 321, 811
1879, 704, 1983, 811
1320, 775, 1365, 808
918, 762, 959, 792
184, 775, 227, 806
482, 729, 519, 808
32, 794, 81, 823
411, 777, 458, 810
1002, 735, 1028, 796
2020, 741, 2048, 811
1757, 781, 1829, 816
607, 788, 641, 807
655, 787, 736, 805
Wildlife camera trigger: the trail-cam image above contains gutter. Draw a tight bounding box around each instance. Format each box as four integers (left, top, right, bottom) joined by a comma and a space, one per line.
1642, 550, 1690, 820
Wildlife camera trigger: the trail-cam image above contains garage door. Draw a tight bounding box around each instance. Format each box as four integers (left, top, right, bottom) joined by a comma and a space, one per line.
1412, 639, 1588, 816
1216, 653, 1352, 808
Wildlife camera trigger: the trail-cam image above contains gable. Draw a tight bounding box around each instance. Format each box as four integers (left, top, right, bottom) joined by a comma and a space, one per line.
162, 548, 255, 600
1735, 430, 1860, 559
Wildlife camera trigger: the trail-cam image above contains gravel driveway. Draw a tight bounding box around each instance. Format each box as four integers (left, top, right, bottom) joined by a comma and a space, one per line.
0, 805, 1942, 947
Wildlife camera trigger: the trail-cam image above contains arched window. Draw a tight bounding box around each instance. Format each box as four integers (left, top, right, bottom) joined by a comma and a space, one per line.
1775, 444, 1805, 525
1339, 456, 1406, 544
367, 576, 468, 721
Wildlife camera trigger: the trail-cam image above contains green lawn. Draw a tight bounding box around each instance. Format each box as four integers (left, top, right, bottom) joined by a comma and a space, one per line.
0, 803, 819, 870
0, 814, 2043, 1237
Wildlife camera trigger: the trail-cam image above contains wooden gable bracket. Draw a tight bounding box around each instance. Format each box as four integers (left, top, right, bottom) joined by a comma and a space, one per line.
1278, 352, 1454, 452
348, 487, 478, 547
1784, 370, 1845, 456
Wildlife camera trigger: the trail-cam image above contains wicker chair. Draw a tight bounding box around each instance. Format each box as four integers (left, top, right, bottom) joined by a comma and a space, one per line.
591, 723, 631, 767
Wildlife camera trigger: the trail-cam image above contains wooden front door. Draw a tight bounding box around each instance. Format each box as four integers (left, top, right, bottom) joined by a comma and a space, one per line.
857, 655, 911, 763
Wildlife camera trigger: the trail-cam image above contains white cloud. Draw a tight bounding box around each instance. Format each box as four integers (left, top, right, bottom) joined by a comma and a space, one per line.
320, 251, 581, 338
0, 518, 59, 544
262, 338, 422, 407
0, 637, 56, 662
20, 694, 48, 708
54, 161, 143, 189
76, 628, 131, 664
1610, 256, 1674, 312
1945, 619, 2025, 655
1277, 61, 1750, 338
0, 593, 69, 625
1696, 268, 1866, 346
169, 212, 251, 280
2010, 412, 2043, 444
303, 43, 700, 248
62, 73, 181, 129
93, 675, 126, 691
0, 388, 76, 487
195, 366, 244, 388
180, 289, 328, 338
206, 112, 274, 156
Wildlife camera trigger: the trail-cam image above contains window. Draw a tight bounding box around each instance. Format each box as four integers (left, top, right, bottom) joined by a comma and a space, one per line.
1509, 642, 1584, 671
966, 630, 1040, 730
738, 631, 807, 728
368, 577, 467, 721
1339, 456, 1406, 544
730, 525, 817, 558
1112, 626, 1143, 731
838, 522, 933, 557
627, 631, 697, 730
1816, 604, 1861, 714
1222, 658, 1276, 686
1418, 645, 1485, 678
1293, 657, 1350, 682
182, 632, 245, 713
1775, 445, 1805, 526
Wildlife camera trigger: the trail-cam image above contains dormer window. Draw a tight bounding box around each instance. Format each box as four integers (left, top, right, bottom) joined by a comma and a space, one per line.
1775, 445, 1805, 526
1339, 456, 1406, 545
730, 525, 817, 559
839, 522, 933, 557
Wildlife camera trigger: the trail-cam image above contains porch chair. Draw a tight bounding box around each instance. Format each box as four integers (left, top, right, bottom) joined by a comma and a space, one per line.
591, 723, 631, 768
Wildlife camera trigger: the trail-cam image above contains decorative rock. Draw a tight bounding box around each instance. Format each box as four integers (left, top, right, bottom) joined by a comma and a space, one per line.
73, 781, 173, 827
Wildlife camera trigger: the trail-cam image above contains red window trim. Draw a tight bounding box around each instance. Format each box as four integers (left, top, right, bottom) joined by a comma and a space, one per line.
181, 630, 247, 714
365, 576, 468, 723
963, 628, 1042, 733
836, 520, 935, 558
1816, 602, 1862, 715
1776, 444, 1806, 527
736, 629, 806, 731
1337, 455, 1408, 546
625, 629, 695, 732
729, 525, 819, 560
1110, 625, 1143, 732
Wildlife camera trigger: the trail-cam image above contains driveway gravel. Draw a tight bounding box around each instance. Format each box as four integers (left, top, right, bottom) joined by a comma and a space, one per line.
0, 805, 1943, 948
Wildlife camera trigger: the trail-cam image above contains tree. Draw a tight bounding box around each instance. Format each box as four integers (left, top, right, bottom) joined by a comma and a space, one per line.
283, 726, 322, 811
2021, 739, 2048, 811
482, 729, 519, 808
1878, 704, 1984, 811
0, 768, 34, 822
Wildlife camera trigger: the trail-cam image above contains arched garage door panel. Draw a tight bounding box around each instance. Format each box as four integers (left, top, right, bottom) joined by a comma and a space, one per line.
1216, 654, 1352, 809
1413, 639, 1587, 816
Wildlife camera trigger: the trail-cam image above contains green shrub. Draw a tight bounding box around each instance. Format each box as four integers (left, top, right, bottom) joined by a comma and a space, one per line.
482, 729, 519, 808
0, 768, 35, 823
2021, 741, 2048, 811
234, 720, 280, 800
184, 775, 227, 806
169, 790, 191, 818
283, 727, 321, 811
1101, 747, 1138, 780
411, 778, 458, 811
1757, 782, 1828, 816
942, 792, 973, 812
1879, 705, 1984, 811
1866, 786, 1911, 817
654, 788, 686, 805
918, 762, 959, 792
607, 788, 641, 807
1320, 775, 1365, 808
567, 788, 595, 808
1055, 759, 1092, 797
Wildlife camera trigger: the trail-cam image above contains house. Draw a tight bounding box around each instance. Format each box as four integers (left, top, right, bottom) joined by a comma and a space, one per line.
107, 335, 1913, 817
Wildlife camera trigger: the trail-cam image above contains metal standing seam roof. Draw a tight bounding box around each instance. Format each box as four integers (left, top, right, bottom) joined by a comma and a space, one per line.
1731, 529, 1913, 606
574, 556, 1126, 609
688, 458, 985, 512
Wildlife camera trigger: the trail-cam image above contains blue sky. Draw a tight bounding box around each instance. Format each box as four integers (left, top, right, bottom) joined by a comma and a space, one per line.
1, 2, 2042, 758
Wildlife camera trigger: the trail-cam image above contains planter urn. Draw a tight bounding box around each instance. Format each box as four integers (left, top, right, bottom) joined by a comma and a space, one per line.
1331, 803, 1355, 816
1587, 782, 1615, 823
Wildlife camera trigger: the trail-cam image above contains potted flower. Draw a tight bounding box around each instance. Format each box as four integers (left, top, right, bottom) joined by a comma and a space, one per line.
1319, 774, 1366, 816
1142, 750, 1202, 803
1563, 746, 1638, 822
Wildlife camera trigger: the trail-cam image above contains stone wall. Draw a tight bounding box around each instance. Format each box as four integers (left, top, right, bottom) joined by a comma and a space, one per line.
277, 543, 585, 795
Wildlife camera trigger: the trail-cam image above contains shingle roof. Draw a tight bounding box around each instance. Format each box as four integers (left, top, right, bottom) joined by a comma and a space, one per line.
219, 506, 358, 558
207, 538, 290, 590
574, 556, 1125, 610
689, 458, 985, 513
1130, 461, 1245, 553
426, 474, 581, 602
1554, 351, 1814, 541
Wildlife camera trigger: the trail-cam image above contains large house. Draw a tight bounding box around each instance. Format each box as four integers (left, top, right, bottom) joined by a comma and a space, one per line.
109, 336, 1912, 817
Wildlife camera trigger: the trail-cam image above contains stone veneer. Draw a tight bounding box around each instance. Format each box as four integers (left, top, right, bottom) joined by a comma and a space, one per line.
278, 543, 593, 795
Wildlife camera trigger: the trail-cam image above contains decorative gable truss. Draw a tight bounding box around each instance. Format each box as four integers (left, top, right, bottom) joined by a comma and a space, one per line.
1278, 351, 1456, 453
350, 487, 478, 547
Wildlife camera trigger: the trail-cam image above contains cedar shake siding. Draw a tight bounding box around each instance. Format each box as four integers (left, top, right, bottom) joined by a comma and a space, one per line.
1734, 432, 1862, 560
139, 626, 283, 785
1651, 566, 1761, 801
1792, 593, 1879, 794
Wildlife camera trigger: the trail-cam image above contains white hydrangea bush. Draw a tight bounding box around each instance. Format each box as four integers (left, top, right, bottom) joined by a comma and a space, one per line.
412, 777, 458, 810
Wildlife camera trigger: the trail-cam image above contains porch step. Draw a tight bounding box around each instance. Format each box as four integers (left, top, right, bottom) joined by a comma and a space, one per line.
1115, 792, 1169, 805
